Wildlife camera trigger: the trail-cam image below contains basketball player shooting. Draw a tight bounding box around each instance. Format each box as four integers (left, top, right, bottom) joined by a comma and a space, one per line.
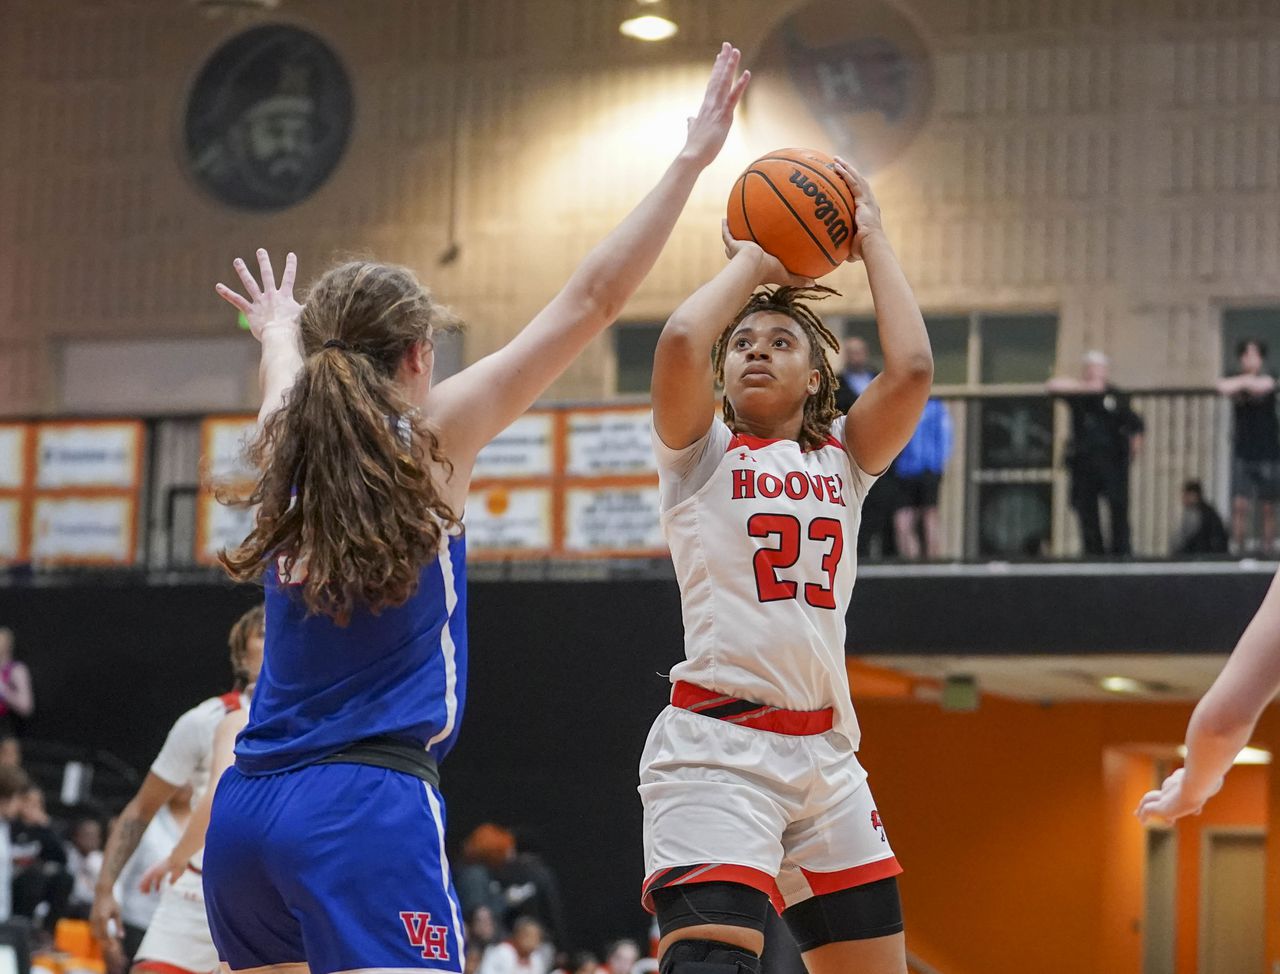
640, 158, 932, 974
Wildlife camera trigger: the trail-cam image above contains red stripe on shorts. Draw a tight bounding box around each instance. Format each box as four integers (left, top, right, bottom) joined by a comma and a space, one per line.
799, 856, 903, 897
642, 862, 785, 915
671, 682, 834, 736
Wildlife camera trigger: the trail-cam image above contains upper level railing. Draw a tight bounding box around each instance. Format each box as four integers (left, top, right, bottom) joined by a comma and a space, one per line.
0, 389, 1250, 580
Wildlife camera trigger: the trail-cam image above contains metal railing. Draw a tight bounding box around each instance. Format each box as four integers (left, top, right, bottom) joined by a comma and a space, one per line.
0, 389, 1250, 577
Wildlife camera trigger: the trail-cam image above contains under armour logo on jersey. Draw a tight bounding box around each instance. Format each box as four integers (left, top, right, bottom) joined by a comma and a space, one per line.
400, 911, 451, 961
737, 451, 757, 462
871, 810, 886, 842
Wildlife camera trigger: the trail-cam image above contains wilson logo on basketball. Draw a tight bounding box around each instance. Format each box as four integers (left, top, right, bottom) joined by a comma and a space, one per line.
400, 911, 450, 961
788, 170, 851, 248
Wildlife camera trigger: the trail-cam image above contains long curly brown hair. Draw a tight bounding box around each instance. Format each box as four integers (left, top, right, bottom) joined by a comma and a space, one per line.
712, 285, 844, 451
219, 261, 463, 625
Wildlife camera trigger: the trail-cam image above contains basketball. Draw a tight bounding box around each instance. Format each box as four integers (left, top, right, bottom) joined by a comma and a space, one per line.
726, 148, 856, 279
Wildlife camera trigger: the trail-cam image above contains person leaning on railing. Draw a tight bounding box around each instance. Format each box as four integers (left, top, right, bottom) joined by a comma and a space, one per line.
1046, 351, 1145, 557
1216, 337, 1280, 555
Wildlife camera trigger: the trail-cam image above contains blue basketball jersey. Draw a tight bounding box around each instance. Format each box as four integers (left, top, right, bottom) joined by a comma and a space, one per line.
235, 532, 468, 774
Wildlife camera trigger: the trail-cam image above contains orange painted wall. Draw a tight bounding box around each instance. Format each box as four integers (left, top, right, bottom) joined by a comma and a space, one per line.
1172, 763, 1268, 974
850, 692, 1280, 974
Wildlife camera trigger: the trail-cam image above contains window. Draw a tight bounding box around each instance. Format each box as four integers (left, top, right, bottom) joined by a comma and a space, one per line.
1222, 308, 1280, 376
614, 322, 664, 395
843, 312, 1057, 387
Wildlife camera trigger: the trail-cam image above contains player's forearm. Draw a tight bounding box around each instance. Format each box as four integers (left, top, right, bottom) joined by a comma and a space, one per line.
97, 807, 148, 891
257, 321, 304, 425
1180, 698, 1255, 800
663, 249, 767, 350
860, 232, 932, 383
560, 152, 705, 325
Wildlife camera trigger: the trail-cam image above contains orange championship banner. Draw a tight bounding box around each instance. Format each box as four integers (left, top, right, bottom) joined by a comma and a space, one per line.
195, 415, 259, 566
0, 424, 32, 564
29, 420, 144, 566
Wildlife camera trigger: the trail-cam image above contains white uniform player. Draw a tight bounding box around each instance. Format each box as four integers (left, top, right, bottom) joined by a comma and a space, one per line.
641, 416, 899, 913
132, 691, 244, 974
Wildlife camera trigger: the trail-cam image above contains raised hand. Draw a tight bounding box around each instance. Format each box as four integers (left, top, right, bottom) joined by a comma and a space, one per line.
682, 43, 750, 169
721, 220, 815, 288
215, 249, 302, 341
831, 157, 883, 263
1135, 767, 1223, 824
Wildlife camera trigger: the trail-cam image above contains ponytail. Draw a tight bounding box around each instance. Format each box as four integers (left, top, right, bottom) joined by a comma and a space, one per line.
219, 261, 462, 626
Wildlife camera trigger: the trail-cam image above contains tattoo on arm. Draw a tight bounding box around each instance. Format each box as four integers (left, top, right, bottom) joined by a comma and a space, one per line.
101, 814, 147, 885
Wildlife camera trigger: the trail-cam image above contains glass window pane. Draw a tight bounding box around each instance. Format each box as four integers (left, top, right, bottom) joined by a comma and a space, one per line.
979, 314, 1058, 385
615, 323, 663, 395
1222, 308, 1280, 376
926, 316, 968, 385
978, 483, 1052, 557
844, 315, 969, 385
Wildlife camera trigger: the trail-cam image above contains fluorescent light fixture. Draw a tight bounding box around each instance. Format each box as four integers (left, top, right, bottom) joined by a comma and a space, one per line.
1177, 744, 1272, 766
1100, 675, 1145, 695
620, 13, 678, 40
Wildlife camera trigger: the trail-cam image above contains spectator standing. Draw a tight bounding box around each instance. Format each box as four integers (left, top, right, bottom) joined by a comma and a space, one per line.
1172, 480, 1229, 556
1218, 338, 1280, 553
478, 917, 550, 974
833, 336, 876, 413
892, 398, 952, 559
1047, 351, 1145, 556
0, 629, 33, 738
836, 337, 898, 558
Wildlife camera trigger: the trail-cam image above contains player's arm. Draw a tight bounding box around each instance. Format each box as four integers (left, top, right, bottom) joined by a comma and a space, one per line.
652, 227, 808, 449
215, 250, 305, 428
1137, 566, 1280, 823
834, 159, 933, 475
91, 771, 178, 942
425, 44, 748, 467
140, 710, 247, 892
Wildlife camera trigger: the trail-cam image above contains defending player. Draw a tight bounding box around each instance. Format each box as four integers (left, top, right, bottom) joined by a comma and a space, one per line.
1137, 565, 1280, 824
201, 44, 749, 974
641, 159, 932, 974
91, 605, 264, 974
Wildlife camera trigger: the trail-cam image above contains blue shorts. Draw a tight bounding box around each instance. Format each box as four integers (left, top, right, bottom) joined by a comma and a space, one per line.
204, 763, 465, 974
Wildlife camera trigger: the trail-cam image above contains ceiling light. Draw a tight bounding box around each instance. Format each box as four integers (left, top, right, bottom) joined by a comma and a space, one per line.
620, 0, 677, 41
1100, 676, 1145, 695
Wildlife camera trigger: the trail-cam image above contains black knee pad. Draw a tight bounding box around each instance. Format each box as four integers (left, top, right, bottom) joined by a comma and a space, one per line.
658, 939, 761, 974
652, 881, 770, 940
782, 876, 904, 951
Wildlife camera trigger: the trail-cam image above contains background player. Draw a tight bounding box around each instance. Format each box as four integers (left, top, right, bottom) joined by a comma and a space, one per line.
641, 158, 932, 974
1137, 565, 1280, 823
200, 43, 749, 974
90, 605, 264, 974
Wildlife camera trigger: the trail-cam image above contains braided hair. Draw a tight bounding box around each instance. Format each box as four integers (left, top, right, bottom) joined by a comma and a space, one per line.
712, 285, 843, 452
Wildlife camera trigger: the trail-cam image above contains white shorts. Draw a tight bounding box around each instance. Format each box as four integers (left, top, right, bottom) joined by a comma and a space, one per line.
640, 705, 901, 913
133, 868, 220, 974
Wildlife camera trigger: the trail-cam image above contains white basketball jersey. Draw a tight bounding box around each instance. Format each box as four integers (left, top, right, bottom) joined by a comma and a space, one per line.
653, 416, 876, 747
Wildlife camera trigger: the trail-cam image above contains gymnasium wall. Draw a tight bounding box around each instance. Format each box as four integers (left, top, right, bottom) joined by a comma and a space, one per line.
2, 0, 1279, 414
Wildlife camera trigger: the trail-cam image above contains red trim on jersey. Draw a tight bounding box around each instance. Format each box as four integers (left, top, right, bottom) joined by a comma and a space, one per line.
642, 863, 785, 915
726, 433, 844, 454
671, 681, 834, 736
133, 962, 204, 974
219, 690, 242, 713
799, 856, 903, 896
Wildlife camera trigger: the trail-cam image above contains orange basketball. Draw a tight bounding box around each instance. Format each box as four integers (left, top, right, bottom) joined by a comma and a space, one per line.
726, 148, 856, 279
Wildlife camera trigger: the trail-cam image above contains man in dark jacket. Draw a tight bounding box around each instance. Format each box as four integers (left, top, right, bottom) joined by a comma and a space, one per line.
1047, 351, 1145, 556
